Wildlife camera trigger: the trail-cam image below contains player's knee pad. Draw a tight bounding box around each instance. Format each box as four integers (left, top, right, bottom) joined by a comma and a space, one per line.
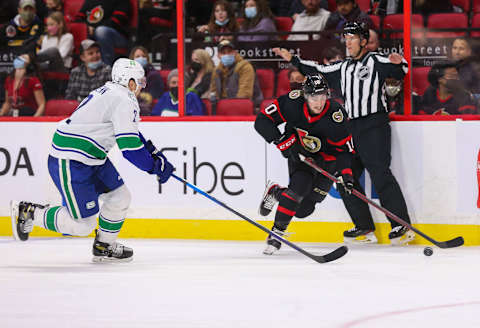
311, 187, 328, 203
295, 201, 316, 218
282, 188, 304, 204
74, 215, 97, 236
100, 185, 131, 219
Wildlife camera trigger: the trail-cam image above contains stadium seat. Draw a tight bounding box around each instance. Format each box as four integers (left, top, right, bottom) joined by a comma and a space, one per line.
216, 99, 254, 115
67, 22, 87, 55
44, 99, 79, 116
412, 67, 431, 96
328, 0, 337, 11
63, 0, 84, 22
276, 69, 290, 97
475, 0, 480, 13
260, 99, 275, 113
356, 0, 371, 12
114, 0, 139, 56
451, 0, 470, 12
369, 15, 380, 31
202, 99, 212, 115
426, 13, 468, 38
383, 14, 424, 39
274, 17, 293, 40
256, 69, 275, 99
471, 14, 480, 37
159, 70, 171, 90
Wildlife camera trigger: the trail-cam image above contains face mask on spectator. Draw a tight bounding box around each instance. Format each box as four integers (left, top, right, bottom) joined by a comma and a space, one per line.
170, 87, 178, 99
13, 57, 26, 69
47, 25, 59, 35
191, 61, 202, 72
215, 18, 229, 26
290, 82, 303, 90
445, 79, 463, 93
220, 54, 235, 67
245, 7, 257, 18
20, 11, 35, 24
135, 56, 148, 68
87, 60, 102, 70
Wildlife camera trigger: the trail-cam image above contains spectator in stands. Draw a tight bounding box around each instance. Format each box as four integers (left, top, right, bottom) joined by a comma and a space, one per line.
367, 29, 380, 52
186, 48, 215, 99
129, 46, 164, 116
288, 0, 331, 41
385, 77, 404, 114
324, 0, 373, 35
288, 67, 305, 90
270, 0, 328, 19
374, 0, 403, 15
0, 53, 45, 117
0, 0, 18, 26
45, 0, 63, 16
65, 39, 111, 102
451, 37, 480, 97
75, 0, 131, 66
237, 0, 277, 42
36, 12, 74, 72
210, 39, 263, 109
152, 69, 206, 116
138, 0, 175, 46
420, 62, 477, 115
322, 46, 344, 64
196, 0, 239, 42
0, 0, 43, 55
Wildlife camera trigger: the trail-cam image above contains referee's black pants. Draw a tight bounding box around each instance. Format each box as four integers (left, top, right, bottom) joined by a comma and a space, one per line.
340, 113, 411, 229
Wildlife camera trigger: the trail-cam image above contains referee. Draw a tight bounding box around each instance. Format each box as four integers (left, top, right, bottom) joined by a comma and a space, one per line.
273, 22, 415, 245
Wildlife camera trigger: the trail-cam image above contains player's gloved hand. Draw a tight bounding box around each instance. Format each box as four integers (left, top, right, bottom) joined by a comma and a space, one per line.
144, 140, 157, 155
150, 151, 174, 184
336, 169, 354, 194
274, 132, 302, 162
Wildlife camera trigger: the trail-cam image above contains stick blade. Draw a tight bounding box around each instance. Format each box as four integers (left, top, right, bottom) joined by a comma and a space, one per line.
436, 236, 464, 249
313, 245, 348, 263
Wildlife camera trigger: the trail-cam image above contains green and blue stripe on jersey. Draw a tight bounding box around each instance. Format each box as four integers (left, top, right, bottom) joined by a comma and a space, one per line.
52, 130, 107, 160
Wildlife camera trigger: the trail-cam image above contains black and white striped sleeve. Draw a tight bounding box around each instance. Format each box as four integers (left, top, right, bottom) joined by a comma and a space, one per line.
373, 54, 408, 80
290, 56, 342, 92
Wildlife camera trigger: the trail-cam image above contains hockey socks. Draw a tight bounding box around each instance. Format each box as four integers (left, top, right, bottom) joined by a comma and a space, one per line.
273, 189, 303, 231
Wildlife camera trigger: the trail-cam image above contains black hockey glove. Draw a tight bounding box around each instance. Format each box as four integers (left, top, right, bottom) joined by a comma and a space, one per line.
274, 132, 302, 162
336, 169, 354, 194
145, 140, 174, 184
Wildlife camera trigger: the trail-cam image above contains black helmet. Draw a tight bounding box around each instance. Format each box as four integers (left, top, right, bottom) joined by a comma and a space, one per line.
302, 74, 330, 98
342, 21, 370, 41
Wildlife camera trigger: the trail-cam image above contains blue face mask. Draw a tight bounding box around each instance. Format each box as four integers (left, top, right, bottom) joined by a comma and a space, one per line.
215, 18, 229, 26
220, 54, 235, 67
13, 57, 26, 69
135, 57, 148, 68
245, 7, 257, 19
87, 60, 102, 70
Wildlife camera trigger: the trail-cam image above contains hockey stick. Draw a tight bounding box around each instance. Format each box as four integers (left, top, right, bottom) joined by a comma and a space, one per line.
299, 154, 464, 249
171, 174, 348, 264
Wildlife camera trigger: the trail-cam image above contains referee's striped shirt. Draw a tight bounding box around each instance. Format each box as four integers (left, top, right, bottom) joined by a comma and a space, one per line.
291, 52, 408, 119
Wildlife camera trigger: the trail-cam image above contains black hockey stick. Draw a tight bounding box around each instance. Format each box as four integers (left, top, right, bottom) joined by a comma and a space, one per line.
171, 174, 348, 264
299, 154, 464, 249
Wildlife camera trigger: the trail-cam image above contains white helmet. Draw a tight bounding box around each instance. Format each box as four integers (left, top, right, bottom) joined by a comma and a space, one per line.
111, 58, 146, 92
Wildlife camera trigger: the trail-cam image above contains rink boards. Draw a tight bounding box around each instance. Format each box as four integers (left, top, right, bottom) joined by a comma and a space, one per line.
0, 120, 479, 244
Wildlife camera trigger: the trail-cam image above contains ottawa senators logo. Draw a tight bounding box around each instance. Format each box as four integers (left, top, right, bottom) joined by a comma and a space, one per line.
6, 25, 16, 38
289, 90, 301, 99
87, 6, 104, 24
295, 128, 321, 153
332, 109, 344, 123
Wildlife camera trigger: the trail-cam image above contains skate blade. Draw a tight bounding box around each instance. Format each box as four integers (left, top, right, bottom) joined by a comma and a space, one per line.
92, 256, 133, 263
344, 234, 378, 244
10, 200, 21, 241
390, 231, 415, 246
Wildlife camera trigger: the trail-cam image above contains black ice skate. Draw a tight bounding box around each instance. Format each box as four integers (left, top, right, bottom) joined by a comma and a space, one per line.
92, 230, 133, 263
263, 227, 288, 255
259, 181, 281, 216
10, 201, 46, 241
343, 226, 377, 244
389, 226, 415, 245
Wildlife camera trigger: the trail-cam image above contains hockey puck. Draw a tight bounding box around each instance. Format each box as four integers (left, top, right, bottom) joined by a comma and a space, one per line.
423, 247, 433, 256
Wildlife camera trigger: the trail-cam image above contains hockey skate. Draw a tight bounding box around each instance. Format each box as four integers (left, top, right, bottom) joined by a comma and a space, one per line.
263, 227, 287, 255
11, 201, 46, 241
343, 226, 377, 244
92, 230, 133, 263
258, 181, 281, 216
389, 226, 415, 245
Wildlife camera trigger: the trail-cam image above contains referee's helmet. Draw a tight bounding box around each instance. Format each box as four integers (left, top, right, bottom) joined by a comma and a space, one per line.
342, 21, 370, 41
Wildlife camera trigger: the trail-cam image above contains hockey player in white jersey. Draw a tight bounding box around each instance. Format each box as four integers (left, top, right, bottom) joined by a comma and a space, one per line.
10, 58, 174, 262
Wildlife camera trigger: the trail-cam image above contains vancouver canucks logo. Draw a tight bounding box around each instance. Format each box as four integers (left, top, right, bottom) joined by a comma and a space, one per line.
295, 128, 321, 153
357, 65, 370, 80
332, 109, 344, 123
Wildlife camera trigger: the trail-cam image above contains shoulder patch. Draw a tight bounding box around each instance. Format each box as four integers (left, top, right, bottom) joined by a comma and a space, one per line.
332, 109, 344, 123
289, 90, 301, 99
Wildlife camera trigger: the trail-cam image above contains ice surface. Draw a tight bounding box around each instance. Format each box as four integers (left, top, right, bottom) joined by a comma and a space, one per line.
1, 238, 479, 328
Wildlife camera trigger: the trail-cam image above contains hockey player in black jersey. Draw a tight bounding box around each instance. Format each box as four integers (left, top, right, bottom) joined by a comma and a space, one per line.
255, 74, 356, 255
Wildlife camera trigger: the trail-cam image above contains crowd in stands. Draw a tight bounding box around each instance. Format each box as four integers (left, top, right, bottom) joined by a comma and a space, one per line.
1, 0, 480, 117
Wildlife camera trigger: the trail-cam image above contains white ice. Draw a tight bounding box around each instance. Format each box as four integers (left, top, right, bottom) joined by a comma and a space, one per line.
1, 237, 479, 328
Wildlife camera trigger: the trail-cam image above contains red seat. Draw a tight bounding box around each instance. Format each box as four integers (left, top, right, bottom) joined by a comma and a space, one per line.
216, 99, 254, 115
369, 15, 380, 31
475, 0, 480, 13
202, 99, 212, 115
158, 69, 171, 90
451, 0, 470, 12
328, 0, 337, 11
114, 0, 138, 56
412, 67, 431, 96
471, 14, 480, 37
276, 69, 290, 97
260, 99, 275, 113
63, 0, 84, 22
426, 13, 467, 38
256, 68, 275, 99
67, 22, 87, 55
356, 0, 371, 12
383, 14, 424, 39
44, 100, 80, 116
274, 17, 293, 40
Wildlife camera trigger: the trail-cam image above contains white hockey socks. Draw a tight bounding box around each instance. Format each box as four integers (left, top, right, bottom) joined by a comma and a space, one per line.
33, 206, 96, 236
